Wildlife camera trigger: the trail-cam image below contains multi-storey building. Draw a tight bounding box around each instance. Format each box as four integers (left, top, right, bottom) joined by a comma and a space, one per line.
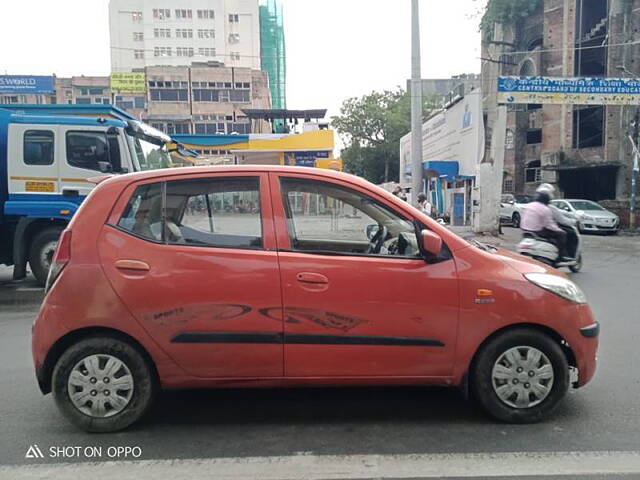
482, 0, 640, 224
109, 0, 261, 72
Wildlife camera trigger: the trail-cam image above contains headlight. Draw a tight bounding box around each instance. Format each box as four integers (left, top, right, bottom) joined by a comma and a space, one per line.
524, 273, 588, 304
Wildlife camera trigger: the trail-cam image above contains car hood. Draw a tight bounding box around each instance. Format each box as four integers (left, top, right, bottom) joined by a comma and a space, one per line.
492, 247, 567, 278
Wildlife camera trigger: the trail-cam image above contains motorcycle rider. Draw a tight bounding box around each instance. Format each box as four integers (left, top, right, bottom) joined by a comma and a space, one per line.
521, 183, 569, 260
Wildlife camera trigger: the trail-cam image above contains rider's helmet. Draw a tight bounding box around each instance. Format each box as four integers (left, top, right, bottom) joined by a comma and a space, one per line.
536, 183, 556, 199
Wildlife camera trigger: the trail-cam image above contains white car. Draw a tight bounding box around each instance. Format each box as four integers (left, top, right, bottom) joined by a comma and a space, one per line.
550, 199, 620, 234
499, 194, 534, 228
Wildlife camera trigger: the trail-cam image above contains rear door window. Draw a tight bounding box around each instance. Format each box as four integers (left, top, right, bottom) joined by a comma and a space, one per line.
24, 130, 55, 166
117, 183, 164, 241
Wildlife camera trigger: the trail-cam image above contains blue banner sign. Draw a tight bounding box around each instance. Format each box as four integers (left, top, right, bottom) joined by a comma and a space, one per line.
498, 76, 640, 105
286, 150, 330, 167
0, 75, 54, 94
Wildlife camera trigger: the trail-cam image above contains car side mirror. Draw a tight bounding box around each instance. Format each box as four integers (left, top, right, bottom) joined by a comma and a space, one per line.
365, 224, 380, 240
97, 161, 113, 173
420, 229, 443, 257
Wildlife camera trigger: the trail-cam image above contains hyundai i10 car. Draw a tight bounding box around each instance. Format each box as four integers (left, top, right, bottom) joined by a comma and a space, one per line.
32, 166, 599, 432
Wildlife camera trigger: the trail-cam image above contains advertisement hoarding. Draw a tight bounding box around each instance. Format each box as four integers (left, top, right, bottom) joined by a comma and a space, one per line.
0, 75, 54, 94
110, 72, 147, 94
498, 76, 640, 105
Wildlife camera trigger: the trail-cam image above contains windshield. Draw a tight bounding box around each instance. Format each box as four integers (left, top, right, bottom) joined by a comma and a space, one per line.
568, 200, 605, 211
514, 195, 533, 204
127, 134, 172, 171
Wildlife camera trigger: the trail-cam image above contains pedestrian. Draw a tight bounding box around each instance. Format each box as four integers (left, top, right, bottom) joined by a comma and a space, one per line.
392, 185, 407, 201
417, 193, 432, 217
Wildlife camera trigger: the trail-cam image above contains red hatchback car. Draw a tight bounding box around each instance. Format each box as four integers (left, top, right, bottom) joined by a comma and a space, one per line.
32, 166, 599, 432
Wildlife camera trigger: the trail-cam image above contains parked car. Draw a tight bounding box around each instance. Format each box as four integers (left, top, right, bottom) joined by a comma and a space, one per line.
550, 199, 620, 234
499, 194, 534, 228
33, 166, 599, 432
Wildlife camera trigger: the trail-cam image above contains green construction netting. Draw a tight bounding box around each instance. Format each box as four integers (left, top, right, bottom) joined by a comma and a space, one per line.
260, 0, 287, 132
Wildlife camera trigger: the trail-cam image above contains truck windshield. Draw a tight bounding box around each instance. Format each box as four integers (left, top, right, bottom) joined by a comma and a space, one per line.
128, 135, 172, 171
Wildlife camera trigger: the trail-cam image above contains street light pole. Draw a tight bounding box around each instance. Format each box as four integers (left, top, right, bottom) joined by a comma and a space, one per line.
410, 0, 423, 207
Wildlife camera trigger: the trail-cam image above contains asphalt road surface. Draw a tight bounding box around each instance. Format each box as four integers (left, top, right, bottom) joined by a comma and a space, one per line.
1, 229, 639, 479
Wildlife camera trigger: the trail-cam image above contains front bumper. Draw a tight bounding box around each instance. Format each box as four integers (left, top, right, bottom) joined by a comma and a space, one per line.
580, 221, 619, 232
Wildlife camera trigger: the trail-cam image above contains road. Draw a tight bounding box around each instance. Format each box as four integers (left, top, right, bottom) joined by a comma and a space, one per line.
0, 228, 639, 479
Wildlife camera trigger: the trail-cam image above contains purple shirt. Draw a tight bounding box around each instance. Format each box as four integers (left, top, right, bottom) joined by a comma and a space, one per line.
521, 202, 561, 232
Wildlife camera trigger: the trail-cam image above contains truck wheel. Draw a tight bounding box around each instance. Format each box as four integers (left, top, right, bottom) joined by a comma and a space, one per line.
470, 328, 569, 423
512, 212, 521, 228
28, 226, 64, 286
52, 336, 157, 432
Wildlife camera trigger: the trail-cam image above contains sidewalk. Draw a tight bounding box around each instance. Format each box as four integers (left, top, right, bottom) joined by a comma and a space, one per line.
0, 266, 44, 306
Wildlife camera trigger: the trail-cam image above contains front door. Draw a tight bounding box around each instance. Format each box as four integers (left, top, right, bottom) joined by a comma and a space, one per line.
99, 172, 283, 378
270, 173, 459, 378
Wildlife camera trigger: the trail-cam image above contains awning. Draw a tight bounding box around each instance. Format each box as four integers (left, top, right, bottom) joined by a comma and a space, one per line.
423, 161, 459, 182
171, 134, 249, 146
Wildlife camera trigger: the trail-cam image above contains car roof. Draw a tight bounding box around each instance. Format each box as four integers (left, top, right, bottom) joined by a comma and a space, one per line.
102, 165, 370, 189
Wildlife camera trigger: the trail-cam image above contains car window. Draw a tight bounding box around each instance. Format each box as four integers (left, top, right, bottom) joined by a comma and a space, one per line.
568, 200, 605, 211
24, 130, 54, 166
66, 131, 109, 171
165, 177, 262, 248
280, 177, 420, 257
117, 182, 164, 241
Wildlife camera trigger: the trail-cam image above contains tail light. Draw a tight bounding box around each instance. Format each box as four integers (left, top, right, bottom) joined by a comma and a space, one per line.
45, 229, 72, 293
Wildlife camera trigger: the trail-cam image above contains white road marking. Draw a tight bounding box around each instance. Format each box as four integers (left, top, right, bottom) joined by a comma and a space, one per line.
3, 450, 640, 479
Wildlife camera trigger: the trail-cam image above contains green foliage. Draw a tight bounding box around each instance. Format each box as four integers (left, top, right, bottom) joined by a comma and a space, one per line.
480, 0, 542, 39
331, 89, 438, 184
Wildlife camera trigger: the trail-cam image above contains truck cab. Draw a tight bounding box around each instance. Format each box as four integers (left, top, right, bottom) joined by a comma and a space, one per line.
0, 106, 177, 284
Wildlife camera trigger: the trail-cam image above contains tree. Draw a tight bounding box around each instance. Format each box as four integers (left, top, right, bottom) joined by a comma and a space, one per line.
332, 88, 438, 184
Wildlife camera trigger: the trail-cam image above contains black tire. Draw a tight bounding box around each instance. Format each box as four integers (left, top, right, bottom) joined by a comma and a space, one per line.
28, 226, 64, 286
512, 212, 521, 228
52, 336, 157, 432
569, 254, 583, 273
470, 328, 569, 423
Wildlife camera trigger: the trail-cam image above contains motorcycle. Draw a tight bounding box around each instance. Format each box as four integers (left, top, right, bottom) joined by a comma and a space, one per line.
516, 207, 583, 273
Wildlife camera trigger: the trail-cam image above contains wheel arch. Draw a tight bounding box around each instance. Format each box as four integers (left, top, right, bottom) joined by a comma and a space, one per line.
37, 326, 159, 395
467, 322, 577, 380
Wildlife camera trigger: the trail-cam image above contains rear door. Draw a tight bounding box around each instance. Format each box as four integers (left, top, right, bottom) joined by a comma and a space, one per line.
99, 172, 284, 378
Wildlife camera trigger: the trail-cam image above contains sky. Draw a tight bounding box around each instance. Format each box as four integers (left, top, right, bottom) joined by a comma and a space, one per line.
0, 0, 485, 132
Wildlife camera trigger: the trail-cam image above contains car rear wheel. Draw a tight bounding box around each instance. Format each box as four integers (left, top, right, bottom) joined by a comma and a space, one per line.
470, 328, 569, 423
52, 336, 157, 432
512, 212, 520, 228
29, 226, 64, 286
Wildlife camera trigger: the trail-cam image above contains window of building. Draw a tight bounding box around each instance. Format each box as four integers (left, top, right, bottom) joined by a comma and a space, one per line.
154, 47, 173, 57
573, 105, 605, 148
229, 89, 250, 103
75, 97, 91, 104
131, 11, 142, 21
198, 29, 215, 39
154, 28, 171, 38
228, 33, 240, 44
525, 160, 542, 183
153, 8, 170, 20
24, 130, 54, 166
134, 49, 145, 60
198, 47, 216, 57
194, 122, 227, 134
229, 14, 239, 23
175, 9, 192, 19
177, 47, 194, 57
176, 28, 193, 38
503, 178, 514, 193
526, 129, 542, 145
89, 88, 105, 95
133, 32, 144, 41
280, 178, 421, 257
66, 131, 109, 171
230, 52, 241, 61
197, 9, 215, 19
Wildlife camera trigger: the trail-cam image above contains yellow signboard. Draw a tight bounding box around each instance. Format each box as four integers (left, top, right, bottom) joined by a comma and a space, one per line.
110, 72, 147, 94
25, 181, 55, 192
315, 158, 343, 171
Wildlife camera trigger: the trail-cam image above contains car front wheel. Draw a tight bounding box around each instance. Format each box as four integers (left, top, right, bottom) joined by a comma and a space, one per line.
511, 212, 521, 228
52, 336, 157, 432
470, 328, 569, 423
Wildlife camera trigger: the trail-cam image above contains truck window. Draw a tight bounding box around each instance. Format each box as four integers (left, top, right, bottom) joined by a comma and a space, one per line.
24, 130, 55, 166
66, 131, 109, 171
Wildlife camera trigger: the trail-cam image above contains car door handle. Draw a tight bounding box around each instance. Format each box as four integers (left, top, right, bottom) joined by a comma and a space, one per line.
296, 272, 329, 284
115, 260, 150, 272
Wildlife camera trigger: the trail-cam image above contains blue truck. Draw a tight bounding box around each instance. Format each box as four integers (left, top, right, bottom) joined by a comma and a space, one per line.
0, 104, 182, 285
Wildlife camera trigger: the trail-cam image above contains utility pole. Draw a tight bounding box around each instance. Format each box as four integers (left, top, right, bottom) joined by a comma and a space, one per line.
631, 109, 639, 229
410, 0, 423, 206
